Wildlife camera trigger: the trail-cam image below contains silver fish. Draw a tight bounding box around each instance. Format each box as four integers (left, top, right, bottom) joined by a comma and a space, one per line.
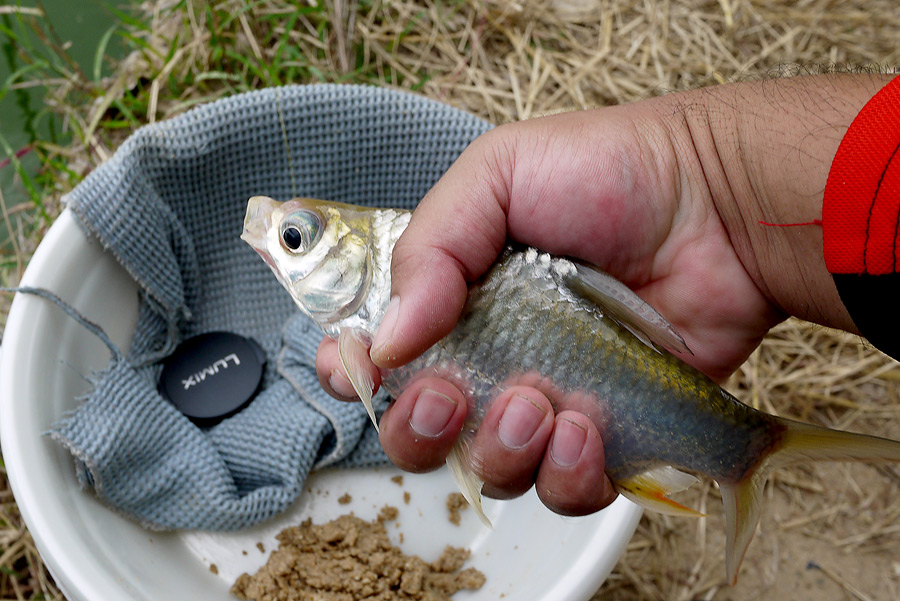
242, 195, 900, 584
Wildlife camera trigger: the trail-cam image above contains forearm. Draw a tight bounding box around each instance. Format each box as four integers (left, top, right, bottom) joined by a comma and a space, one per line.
665, 73, 894, 333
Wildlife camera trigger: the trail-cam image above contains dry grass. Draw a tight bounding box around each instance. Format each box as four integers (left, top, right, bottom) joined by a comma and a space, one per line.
2, 0, 900, 599
0, 462, 62, 600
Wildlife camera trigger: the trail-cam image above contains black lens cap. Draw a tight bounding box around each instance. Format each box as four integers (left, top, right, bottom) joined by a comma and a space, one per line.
159, 331, 267, 427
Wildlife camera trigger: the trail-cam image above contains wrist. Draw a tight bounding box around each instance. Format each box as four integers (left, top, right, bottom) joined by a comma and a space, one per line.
666, 74, 893, 333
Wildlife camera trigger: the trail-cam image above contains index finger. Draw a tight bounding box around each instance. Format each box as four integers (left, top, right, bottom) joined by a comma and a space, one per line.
369, 128, 513, 367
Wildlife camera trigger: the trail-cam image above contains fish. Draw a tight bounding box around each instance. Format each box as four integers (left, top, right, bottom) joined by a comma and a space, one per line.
241, 194, 900, 584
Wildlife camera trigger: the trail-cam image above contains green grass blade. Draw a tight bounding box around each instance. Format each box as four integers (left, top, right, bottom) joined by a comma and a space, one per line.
0, 130, 44, 218
92, 24, 118, 81
105, 5, 150, 32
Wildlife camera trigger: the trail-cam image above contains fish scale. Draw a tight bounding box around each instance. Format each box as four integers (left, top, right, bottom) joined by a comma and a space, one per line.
242, 195, 900, 584
389, 248, 773, 483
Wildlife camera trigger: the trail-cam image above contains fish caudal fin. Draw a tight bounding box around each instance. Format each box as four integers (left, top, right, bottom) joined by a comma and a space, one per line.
719, 472, 766, 585
720, 417, 900, 585
338, 328, 378, 430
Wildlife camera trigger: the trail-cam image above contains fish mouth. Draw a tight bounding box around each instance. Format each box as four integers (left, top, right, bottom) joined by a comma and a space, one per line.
242, 195, 285, 277
241, 195, 278, 251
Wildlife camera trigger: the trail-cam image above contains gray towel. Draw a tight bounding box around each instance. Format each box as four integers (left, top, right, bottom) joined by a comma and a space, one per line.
49, 84, 491, 530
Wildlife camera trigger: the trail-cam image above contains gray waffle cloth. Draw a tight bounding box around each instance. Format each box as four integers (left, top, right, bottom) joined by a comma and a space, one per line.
49, 84, 491, 530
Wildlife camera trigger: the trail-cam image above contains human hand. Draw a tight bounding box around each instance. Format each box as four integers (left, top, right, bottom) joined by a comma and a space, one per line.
317, 74, 890, 515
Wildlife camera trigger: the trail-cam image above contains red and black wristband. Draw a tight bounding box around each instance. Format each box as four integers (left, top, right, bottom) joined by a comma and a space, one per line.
823, 74, 900, 361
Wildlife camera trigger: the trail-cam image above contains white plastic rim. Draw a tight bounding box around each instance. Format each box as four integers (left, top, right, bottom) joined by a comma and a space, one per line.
0, 209, 642, 601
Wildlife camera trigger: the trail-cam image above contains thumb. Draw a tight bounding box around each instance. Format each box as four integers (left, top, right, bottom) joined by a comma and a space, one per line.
369, 129, 514, 367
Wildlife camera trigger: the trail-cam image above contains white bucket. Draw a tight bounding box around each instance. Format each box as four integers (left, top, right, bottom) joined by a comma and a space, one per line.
0, 209, 641, 601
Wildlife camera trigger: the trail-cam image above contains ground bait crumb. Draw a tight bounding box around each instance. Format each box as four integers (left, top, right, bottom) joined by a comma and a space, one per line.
446, 493, 468, 526
391, 475, 404, 486
378, 505, 399, 522
230, 506, 485, 601
338, 493, 352, 505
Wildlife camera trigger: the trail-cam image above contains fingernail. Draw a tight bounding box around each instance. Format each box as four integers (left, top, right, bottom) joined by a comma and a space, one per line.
371, 296, 400, 362
409, 388, 458, 438
549, 418, 587, 467
498, 394, 547, 449
328, 369, 357, 398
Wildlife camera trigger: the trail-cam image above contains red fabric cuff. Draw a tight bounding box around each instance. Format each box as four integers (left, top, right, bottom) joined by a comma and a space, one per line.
823, 75, 900, 360
823, 76, 900, 275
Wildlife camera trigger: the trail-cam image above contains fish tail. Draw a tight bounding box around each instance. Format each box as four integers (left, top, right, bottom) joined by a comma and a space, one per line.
720, 417, 900, 585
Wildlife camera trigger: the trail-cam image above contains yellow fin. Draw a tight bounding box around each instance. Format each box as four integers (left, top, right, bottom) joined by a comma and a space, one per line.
446, 440, 492, 528
720, 473, 765, 585
719, 416, 900, 584
614, 466, 704, 517
337, 328, 377, 431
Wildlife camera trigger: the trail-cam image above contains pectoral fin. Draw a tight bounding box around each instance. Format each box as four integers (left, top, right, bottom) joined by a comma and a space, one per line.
337, 328, 377, 430
446, 438, 492, 528
569, 263, 692, 356
614, 466, 704, 517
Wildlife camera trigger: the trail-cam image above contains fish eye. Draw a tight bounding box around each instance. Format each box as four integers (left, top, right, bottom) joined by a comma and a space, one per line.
279, 210, 322, 254
282, 226, 303, 250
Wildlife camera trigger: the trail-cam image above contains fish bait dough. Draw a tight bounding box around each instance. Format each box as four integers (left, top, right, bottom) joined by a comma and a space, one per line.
231, 507, 485, 601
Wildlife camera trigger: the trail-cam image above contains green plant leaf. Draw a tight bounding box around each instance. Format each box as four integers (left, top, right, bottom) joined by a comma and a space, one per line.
92, 24, 118, 81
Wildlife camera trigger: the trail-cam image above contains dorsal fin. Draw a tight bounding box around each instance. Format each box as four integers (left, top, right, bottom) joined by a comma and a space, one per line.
567, 263, 692, 356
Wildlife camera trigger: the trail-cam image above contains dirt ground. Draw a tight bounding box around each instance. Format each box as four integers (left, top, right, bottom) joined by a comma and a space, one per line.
594, 465, 900, 601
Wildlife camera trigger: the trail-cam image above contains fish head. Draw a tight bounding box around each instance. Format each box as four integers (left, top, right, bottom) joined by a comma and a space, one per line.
242, 195, 379, 328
